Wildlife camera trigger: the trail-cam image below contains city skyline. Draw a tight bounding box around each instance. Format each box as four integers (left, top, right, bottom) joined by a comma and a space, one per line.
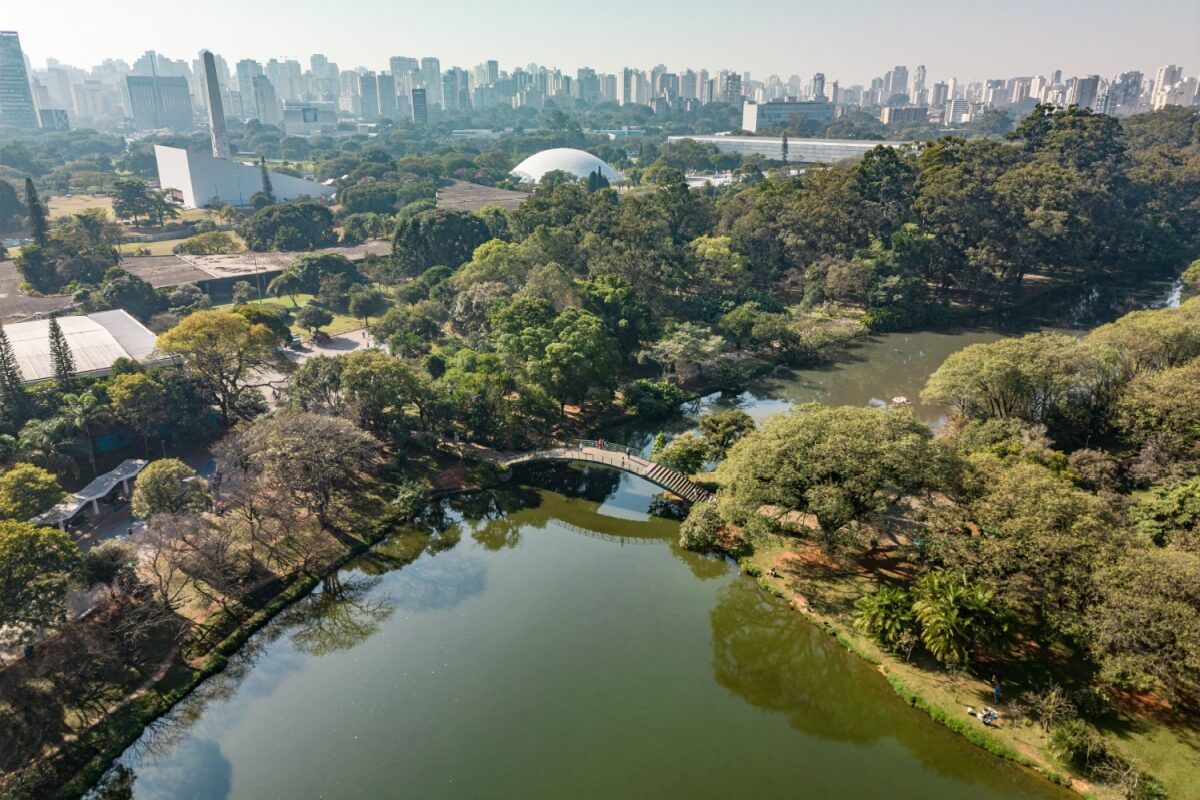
6, 0, 1199, 85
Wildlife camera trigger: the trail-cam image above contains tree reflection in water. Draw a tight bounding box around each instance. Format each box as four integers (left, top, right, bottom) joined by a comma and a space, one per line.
279, 576, 395, 657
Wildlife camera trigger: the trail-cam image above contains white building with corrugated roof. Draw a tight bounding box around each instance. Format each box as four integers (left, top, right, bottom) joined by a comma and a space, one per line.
2, 310, 173, 384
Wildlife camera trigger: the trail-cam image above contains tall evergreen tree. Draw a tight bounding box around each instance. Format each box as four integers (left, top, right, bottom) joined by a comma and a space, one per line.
0, 324, 25, 415
24, 178, 48, 247
47, 315, 75, 389
259, 157, 276, 204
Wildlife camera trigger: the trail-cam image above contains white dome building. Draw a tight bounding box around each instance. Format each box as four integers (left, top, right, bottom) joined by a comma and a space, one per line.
510, 148, 620, 184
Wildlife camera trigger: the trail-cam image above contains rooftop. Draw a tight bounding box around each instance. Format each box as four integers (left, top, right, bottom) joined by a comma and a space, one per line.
2, 310, 168, 383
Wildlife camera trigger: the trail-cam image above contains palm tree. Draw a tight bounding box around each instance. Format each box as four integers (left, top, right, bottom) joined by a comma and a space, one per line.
267, 272, 303, 307
912, 572, 1012, 666
853, 584, 915, 648
58, 391, 113, 477
17, 418, 82, 478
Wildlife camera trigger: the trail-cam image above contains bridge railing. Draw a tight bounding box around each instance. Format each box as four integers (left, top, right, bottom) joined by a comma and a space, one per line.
568, 438, 638, 455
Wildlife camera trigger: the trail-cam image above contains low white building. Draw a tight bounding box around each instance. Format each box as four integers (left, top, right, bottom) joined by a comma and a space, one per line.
2, 309, 171, 384
154, 145, 335, 209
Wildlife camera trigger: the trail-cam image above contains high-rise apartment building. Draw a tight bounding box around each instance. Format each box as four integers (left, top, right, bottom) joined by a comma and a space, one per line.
720, 72, 743, 106
420, 57, 442, 107
0, 31, 38, 129
359, 71, 379, 118
126, 74, 193, 130
378, 73, 396, 118
810, 72, 826, 100
252, 74, 280, 124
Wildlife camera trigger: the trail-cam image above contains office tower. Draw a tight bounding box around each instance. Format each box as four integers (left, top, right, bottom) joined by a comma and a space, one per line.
0, 31, 38, 129
1152, 64, 1184, 109
410, 87, 427, 126
200, 50, 232, 159
486, 60, 500, 85
619, 68, 635, 105
930, 81, 949, 107
252, 74, 280, 124
890, 65, 909, 99
811, 72, 826, 100
378, 73, 396, 118
359, 72, 379, 118
421, 57, 442, 107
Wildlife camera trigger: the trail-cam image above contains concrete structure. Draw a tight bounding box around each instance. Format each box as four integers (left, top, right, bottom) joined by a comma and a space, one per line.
31, 459, 149, 530
201, 50, 232, 159
0, 31, 38, 129
511, 148, 619, 183
741, 100, 834, 132
667, 134, 909, 164
411, 87, 428, 126
154, 145, 334, 208
2, 310, 168, 384
38, 108, 70, 131
282, 102, 337, 136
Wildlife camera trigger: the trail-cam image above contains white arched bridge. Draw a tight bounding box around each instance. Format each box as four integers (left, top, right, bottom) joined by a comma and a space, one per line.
494, 440, 714, 504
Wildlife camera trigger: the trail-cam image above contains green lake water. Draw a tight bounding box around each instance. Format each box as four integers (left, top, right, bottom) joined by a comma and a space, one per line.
102, 471, 1071, 800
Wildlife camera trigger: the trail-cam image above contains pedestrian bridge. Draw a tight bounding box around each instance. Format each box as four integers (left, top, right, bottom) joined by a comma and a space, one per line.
495, 440, 714, 504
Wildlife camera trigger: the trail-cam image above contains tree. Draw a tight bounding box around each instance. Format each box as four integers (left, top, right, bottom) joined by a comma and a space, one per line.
641, 322, 726, 384
232, 280, 256, 305
47, 315, 75, 390
111, 178, 154, 226
108, 372, 167, 456
680, 500, 723, 551
295, 304, 334, 335
348, 286, 389, 330
267, 271, 304, 307
24, 178, 48, 247
228, 413, 379, 523
1085, 547, 1200, 701
239, 202, 337, 251
720, 404, 947, 550
0, 463, 64, 520
131, 458, 209, 519
57, 391, 111, 476
340, 350, 428, 436
652, 432, 708, 475
698, 409, 755, 461
173, 230, 238, 255
391, 208, 491, 276
532, 308, 621, 409
232, 304, 291, 344
156, 310, 283, 423
911, 571, 1012, 666
0, 520, 81, 645
16, 418, 80, 477
259, 156, 276, 204
853, 584, 916, 650
0, 324, 26, 418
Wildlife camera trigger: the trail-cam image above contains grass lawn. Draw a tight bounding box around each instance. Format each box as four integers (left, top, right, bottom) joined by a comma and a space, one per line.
211, 293, 366, 337
118, 231, 246, 256
46, 193, 114, 219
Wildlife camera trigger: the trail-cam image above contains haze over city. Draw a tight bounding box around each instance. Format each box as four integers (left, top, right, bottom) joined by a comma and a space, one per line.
7, 0, 1200, 82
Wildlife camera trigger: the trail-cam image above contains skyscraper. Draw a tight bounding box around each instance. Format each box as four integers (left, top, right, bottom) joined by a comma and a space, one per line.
252, 74, 280, 125
126, 75, 193, 130
0, 31, 38, 129
810, 72, 826, 101
410, 87, 428, 126
420, 57, 442, 107
378, 73, 396, 119
359, 71, 379, 118
201, 50, 232, 159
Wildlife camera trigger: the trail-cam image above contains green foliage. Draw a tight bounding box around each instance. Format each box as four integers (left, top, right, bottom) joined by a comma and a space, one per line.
295, 304, 334, 334
910, 571, 1012, 666
0, 463, 64, 520
47, 315, 75, 389
131, 458, 208, 519
622, 379, 686, 419
853, 584, 916, 649
83, 539, 137, 585
173, 231, 238, 255
391, 209, 491, 276
680, 501, 723, 551
231, 304, 291, 344
0, 519, 81, 645
239, 202, 337, 251
653, 432, 708, 475
721, 404, 947, 549
24, 178, 48, 246
698, 409, 755, 461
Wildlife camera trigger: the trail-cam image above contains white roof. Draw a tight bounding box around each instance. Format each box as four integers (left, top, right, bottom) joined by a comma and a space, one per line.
511, 148, 620, 184
3, 310, 163, 383
31, 459, 148, 526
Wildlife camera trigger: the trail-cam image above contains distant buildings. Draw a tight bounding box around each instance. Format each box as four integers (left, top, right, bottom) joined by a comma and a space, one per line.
0, 31, 38, 128
668, 134, 911, 164
741, 99, 834, 132
125, 74, 193, 130
411, 87, 428, 127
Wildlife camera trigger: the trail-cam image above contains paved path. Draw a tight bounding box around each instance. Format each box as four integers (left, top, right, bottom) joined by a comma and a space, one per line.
496, 445, 714, 504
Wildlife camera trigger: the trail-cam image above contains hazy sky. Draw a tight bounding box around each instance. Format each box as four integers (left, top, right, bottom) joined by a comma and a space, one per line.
9, 0, 1200, 84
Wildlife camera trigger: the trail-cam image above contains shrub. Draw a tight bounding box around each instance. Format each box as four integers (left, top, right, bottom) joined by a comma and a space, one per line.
679, 501, 723, 551
622, 379, 686, 419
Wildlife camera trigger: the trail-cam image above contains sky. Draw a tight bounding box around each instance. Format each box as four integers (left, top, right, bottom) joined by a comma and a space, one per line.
8, 0, 1200, 85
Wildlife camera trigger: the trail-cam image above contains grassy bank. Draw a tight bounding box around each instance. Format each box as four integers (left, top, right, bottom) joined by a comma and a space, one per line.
737, 533, 1199, 800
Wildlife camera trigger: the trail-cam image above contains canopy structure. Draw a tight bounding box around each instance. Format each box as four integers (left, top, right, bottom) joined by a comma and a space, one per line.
31, 459, 148, 529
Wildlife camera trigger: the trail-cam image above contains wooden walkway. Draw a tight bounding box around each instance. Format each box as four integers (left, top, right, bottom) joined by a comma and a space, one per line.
496, 444, 714, 504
